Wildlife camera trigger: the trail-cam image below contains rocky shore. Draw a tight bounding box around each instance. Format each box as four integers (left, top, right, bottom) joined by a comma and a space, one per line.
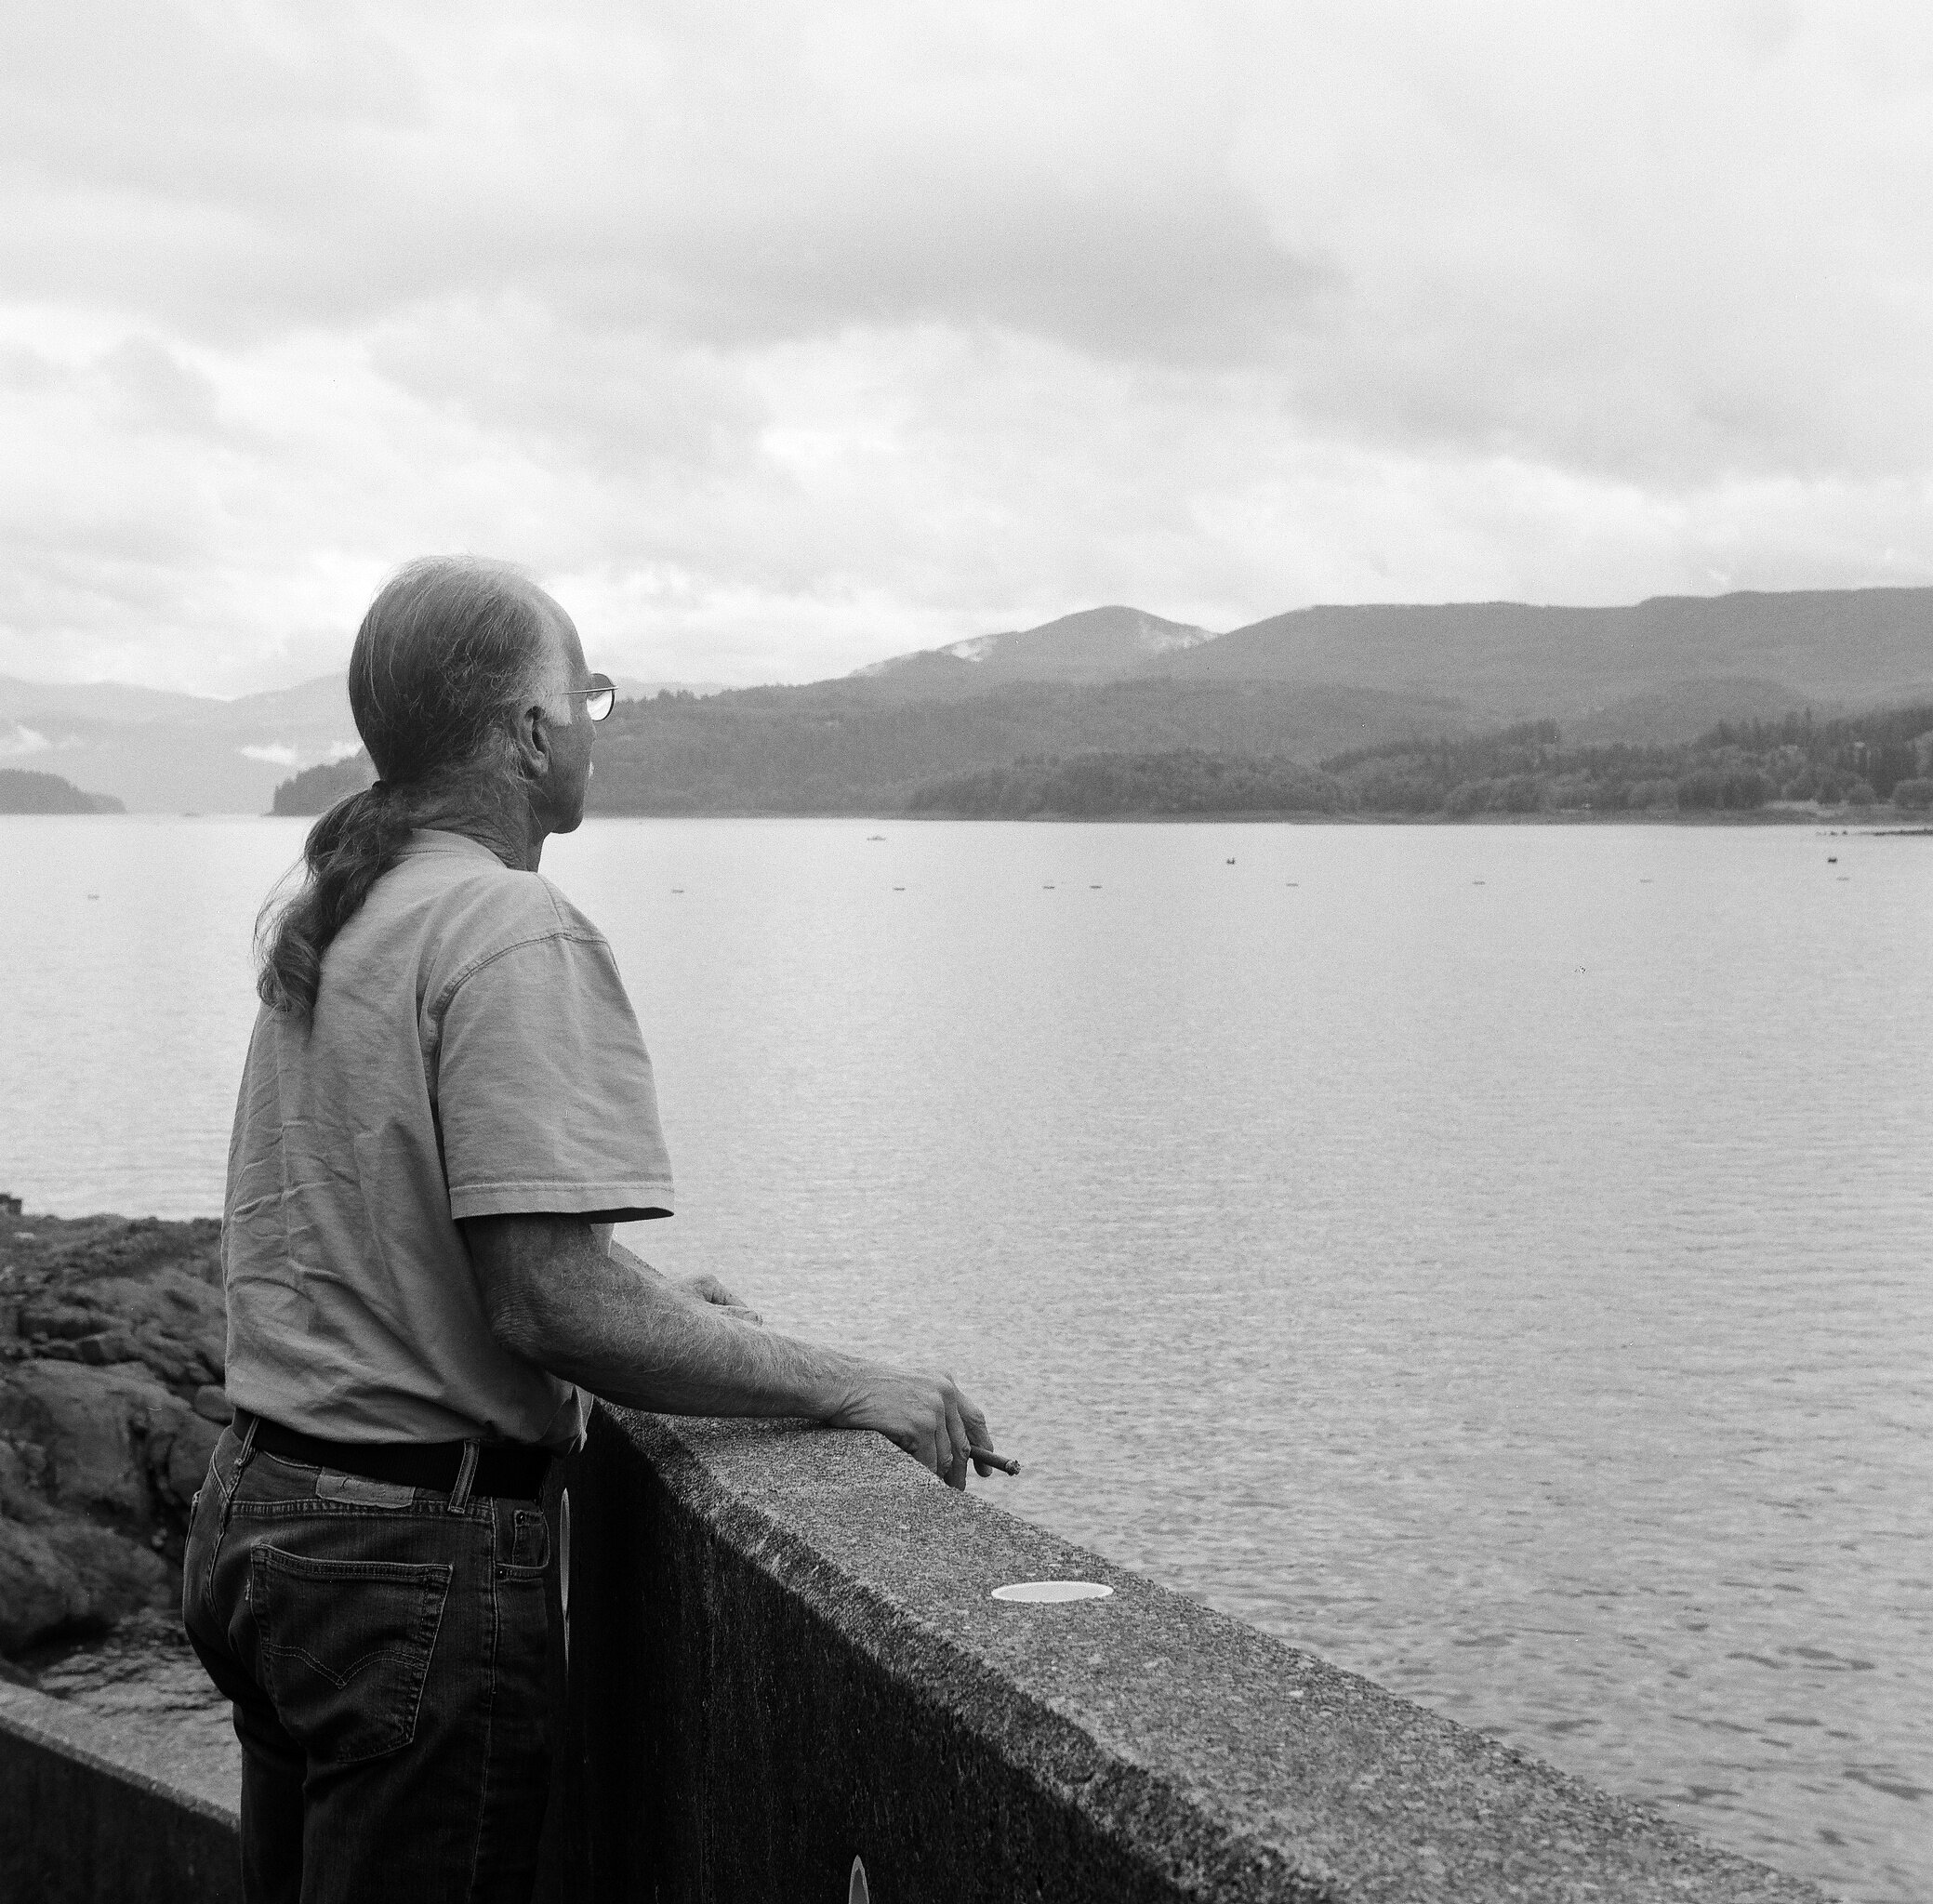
0, 1199, 228, 1664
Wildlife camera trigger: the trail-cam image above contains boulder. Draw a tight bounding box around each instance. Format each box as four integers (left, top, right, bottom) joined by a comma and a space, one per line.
0, 1359, 182, 1532
0, 1518, 88, 1654
0, 1210, 231, 1659
0, 1440, 52, 1523
156, 1412, 222, 1517
20, 1265, 224, 1389
76, 1329, 141, 1366
0, 1516, 175, 1655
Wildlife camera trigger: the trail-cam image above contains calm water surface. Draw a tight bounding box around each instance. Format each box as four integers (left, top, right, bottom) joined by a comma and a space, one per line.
2, 814, 1927, 1902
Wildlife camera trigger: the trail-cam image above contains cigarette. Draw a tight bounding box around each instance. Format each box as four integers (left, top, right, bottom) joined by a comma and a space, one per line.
969, 1445, 1021, 1475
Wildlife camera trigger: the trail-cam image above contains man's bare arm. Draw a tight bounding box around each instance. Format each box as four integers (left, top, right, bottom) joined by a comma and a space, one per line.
595, 1228, 762, 1324
463, 1212, 990, 1488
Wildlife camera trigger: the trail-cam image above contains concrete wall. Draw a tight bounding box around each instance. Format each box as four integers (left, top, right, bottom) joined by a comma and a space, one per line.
0, 1402, 1832, 1904
536, 1407, 1825, 1904
0, 1680, 239, 1904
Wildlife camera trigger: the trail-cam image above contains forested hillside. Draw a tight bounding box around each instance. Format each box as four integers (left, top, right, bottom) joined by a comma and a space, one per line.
2, 672, 355, 814
270, 751, 374, 814
0, 768, 125, 813
909, 752, 1348, 817
582, 678, 1479, 813
268, 690, 1933, 820
910, 706, 1933, 818
1316, 704, 1933, 815
1145, 587, 1933, 717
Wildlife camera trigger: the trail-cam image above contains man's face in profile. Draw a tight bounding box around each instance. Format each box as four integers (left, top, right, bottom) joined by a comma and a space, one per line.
535, 597, 597, 836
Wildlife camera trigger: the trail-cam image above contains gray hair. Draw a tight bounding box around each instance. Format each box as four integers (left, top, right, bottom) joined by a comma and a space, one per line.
257, 556, 557, 1018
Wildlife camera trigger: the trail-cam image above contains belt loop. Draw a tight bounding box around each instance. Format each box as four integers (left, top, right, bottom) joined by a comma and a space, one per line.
232, 1409, 259, 1482
448, 1439, 480, 1513
218, 1409, 260, 1541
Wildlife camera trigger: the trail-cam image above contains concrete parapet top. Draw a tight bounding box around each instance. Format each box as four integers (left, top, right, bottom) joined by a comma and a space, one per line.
604, 1409, 1827, 1904
0, 1677, 238, 1834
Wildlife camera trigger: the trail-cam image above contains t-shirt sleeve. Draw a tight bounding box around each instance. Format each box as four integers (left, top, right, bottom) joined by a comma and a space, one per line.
435, 929, 676, 1222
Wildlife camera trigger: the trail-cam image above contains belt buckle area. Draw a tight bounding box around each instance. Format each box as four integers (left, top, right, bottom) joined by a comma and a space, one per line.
316, 1471, 419, 1509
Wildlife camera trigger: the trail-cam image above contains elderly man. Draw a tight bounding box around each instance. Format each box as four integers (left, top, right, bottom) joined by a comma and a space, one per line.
183, 557, 992, 1904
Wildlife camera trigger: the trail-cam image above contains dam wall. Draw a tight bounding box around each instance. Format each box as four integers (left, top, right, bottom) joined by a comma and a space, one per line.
0, 1678, 239, 1904
0, 1405, 1825, 1902
533, 1406, 1824, 1903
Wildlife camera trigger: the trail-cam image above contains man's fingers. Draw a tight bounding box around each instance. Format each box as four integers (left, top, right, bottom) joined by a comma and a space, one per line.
960, 1398, 993, 1474
682, 1273, 754, 1312
933, 1403, 959, 1487
848, 1368, 990, 1490
943, 1395, 973, 1490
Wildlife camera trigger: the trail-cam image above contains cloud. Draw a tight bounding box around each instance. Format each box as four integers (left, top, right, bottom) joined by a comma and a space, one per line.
0, 0, 1930, 693
238, 737, 362, 769
1, 721, 53, 756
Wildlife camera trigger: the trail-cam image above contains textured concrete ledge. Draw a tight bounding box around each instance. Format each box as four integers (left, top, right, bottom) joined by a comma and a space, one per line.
537, 1408, 1826, 1904
0, 1678, 239, 1904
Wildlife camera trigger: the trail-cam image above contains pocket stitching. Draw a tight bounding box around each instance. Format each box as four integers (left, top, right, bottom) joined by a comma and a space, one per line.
251, 1546, 453, 1765
504, 1509, 550, 1579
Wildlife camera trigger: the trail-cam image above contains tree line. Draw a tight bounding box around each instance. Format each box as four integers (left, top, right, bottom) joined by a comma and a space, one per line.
270, 693, 1933, 819
908, 751, 1348, 817
0, 768, 124, 814
270, 754, 375, 814
1314, 706, 1933, 816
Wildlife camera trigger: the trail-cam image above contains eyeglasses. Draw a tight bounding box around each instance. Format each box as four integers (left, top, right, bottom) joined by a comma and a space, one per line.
557, 673, 616, 721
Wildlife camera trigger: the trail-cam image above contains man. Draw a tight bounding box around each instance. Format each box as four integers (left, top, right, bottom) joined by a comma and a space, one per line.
183, 557, 993, 1904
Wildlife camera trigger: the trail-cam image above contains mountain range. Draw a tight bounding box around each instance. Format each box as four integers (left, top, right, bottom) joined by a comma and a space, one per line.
7, 587, 1929, 813
854, 606, 1215, 687
0, 673, 359, 814
0, 674, 716, 813
856, 590, 1933, 728
575, 587, 1933, 816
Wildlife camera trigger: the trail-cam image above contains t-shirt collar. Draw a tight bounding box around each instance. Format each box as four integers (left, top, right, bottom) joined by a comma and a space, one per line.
397, 828, 511, 865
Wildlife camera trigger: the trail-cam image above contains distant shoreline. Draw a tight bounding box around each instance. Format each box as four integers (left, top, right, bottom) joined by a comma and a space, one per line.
737, 807, 1931, 828
5, 806, 1928, 830
575, 804, 1928, 827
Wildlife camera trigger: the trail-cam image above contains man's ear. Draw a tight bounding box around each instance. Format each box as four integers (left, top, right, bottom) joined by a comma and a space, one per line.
511, 700, 552, 783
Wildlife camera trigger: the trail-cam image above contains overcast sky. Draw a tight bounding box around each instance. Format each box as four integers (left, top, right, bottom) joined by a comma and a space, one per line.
3, 0, 1929, 695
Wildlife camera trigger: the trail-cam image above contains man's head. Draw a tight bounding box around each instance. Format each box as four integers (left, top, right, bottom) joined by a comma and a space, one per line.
349, 556, 600, 840
260, 556, 607, 1016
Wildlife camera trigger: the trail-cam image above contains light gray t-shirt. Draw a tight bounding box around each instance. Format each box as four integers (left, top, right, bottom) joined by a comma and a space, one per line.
223, 829, 675, 1452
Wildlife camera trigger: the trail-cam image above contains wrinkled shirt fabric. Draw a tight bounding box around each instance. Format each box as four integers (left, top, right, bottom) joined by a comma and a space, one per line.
222, 828, 674, 1452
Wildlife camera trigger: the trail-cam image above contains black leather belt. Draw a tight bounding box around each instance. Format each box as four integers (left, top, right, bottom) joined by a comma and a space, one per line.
237, 1410, 550, 1501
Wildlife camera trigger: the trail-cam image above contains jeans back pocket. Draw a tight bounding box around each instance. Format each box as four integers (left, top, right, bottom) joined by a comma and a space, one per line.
252, 1545, 453, 1765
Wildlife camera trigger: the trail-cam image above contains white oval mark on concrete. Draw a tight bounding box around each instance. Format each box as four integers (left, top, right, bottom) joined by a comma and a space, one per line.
991, 1580, 1114, 1603
849, 1854, 870, 1903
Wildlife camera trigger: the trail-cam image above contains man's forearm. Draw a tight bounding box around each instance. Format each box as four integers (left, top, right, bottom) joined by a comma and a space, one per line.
490, 1225, 860, 1419
465, 1211, 992, 1488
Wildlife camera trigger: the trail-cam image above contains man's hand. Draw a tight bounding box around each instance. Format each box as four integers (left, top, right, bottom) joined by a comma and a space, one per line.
827, 1365, 991, 1491
602, 1236, 762, 1325
675, 1272, 761, 1325
465, 1213, 994, 1488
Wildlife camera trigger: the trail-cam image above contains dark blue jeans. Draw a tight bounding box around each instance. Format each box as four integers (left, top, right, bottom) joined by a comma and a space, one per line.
182, 1420, 553, 1904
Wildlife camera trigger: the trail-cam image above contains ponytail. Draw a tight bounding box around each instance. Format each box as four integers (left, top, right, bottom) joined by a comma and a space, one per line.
253, 556, 552, 1022
256, 784, 417, 1018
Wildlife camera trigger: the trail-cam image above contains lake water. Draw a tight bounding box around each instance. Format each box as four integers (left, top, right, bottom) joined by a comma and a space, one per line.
2, 813, 1927, 1903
